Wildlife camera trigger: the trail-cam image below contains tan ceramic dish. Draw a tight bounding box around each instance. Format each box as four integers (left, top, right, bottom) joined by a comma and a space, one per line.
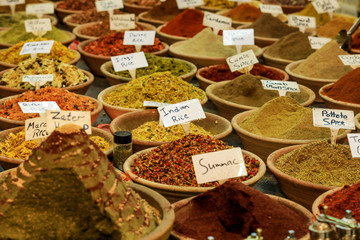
207, 82, 315, 121
123, 147, 266, 203
100, 57, 197, 85
109, 109, 233, 153
155, 24, 188, 45
262, 47, 295, 71
311, 187, 343, 217
78, 39, 169, 76
171, 194, 312, 240
54, 1, 83, 22
231, 110, 351, 160
97, 83, 208, 120
356, 113, 360, 133
138, 11, 168, 27
123, 2, 153, 14
0, 68, 94, 98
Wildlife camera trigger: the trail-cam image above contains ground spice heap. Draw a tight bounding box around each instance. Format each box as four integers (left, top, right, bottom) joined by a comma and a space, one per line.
131, 134, 260, 187
297, 3, 330, 26
317, 17, 355, 38
276, 141, 360, 186
68, 9, 123, 24
0, 87, 97, 121
57, 0, 95, 10
238, 96, 336, 140
203, 0, 236, 8
222, 3, 262, 22
143, 0, 183, 21
103, 72, 206, 109
265, 31, 315, 60
0, 13, 38, 28
292, 40, 352, 79
174, 181, 309, 239
83, 32, 164, 56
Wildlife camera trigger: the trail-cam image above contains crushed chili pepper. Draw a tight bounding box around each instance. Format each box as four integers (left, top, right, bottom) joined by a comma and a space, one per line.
58, 0, 95, 11
83, 32, 165, 56
131, 134, 260, 187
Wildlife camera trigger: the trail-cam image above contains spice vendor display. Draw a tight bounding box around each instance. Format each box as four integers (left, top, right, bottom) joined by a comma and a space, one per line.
276, 141, 360, 186
203, 0, 236, 8
0, 124, 161, 238
212, 74, 309, 107
67, 9, 123, 25
131, 134, 260, 187
221, 3, 262, 22
296, 3, 330, 26
173, 181, 309, 239
126, 0, 161, 6
292, 40, 352, 79
264, 31, 315, 60
57, 0, 96, 11
0, 58, 89, 90
113, 130, 132, 171
82, 32, 165, 56
317, 17, 355, 38
110, 53, 191, 78
262, 0, 309, 6
238, 96, 337, 140
0, 13, 38, 28
143, 0, 183, 22
0, 87, 97, 121
103, 72, 206, 109
0, 38, 77, 65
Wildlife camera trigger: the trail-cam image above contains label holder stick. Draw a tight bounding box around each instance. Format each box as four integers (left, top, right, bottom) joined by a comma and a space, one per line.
330, 128, 339, 145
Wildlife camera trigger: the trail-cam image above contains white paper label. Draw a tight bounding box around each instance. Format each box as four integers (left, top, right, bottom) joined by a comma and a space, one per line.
176, 0, 204, 9
260, 4, 283, 15
111, 52, 148, 72
46, 110, 91, 134
308, 36, 331, 49
192, 148, 247, 184
22, 74, 53, 87
143, 101, 170, 107
25, 116, 49, 140
110, 14, 135, 31
223, 29, 254, 46
261, 80, 299, 93
95, 0, 123, 12
203, 11, 232, 30
288, 15, 316, 29
338, 55, 360, 66
20, 40, 54, 55
312, 0, 339, 13
226, 50, 259, 72
24, 18, 52, 33
157, 99, 205, 127
347, 133, 360, 158
19, 101, 60, 114
313, 108, 355, 129
26, 3, 54, 15
123, 31, 155, 46
0, 0, 24, 5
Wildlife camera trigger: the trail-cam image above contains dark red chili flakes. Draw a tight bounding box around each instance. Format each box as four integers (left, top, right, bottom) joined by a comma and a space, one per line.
131, 134, 260, 187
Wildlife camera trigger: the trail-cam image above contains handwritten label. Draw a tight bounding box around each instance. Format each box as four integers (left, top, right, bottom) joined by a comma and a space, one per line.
203, 11, 232, 31
226, 50, 259, 72
192, 148, 247, 184
26, 3, 54, 15
347, 133, 360, 158
158, 99, 205, 127
312, 0, 339, 13
308, 36, 331, 49
288, 15, 316, 31
223, 29, 254, 46
260, 4, 283, 15
261, 80, 299, 96
24, 18, 52, 33
110, 14, 135, 31
313, 108, 355, 129
123, 31, 155, 45
111, 52, 148, 72
22, 74, 53, 87
143, 101, 170, 107
20, 40, 54, 55
95, 0, 123, 12
25, 116, 48, 140
18, 101, 60, 113
0, 0, 24, 5
176, 0, 204, 9
338, 55, 360, 66
46, 110, 91, 134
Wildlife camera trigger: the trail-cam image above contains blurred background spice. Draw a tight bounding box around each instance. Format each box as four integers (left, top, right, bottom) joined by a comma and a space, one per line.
57, 0, 95, 11
203, 0, 237, 8
67, 9, 124, 25
296, 3, 330, 26
262, 0, 309, 6
222, 3, 262, 22
317, 17, 355, 38
143, 0, 183, 21
0, 13, 38, 28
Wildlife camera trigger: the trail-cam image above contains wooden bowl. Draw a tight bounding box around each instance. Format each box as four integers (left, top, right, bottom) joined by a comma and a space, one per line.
97, 83, 208, 120
138, 11, 168, 27
100, 57, 197, 85
123, 147, 266, 203
78, 39, 169, 76
0, 68, 94, 98
0, 94, 103, 130
262, 47, 295, 70
231, 110, 351, 160
155, 24, 188, 45
356, 113, 360, 133
0, 126, 114, 170
207, 82, 315, 121
171, 194, 312, 240
285, 60, 337, 102
109, 109, 233, 153
54, 1, 83, 22
311, 187, 342, 217
123, 2, 152, 14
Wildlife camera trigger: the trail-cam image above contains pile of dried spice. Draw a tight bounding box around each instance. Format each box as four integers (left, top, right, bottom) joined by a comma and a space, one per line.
0, 13, 38, 28
67, 9, 123, 25
131, 134, 260, 187
0, 87, 97, 121
143, 0, 183, 21
221, 3, 262, 22
297, 3, 330, 26
203, 0, 237, 8
103, 72, 206, 109
83, 32, 165, 56
57, 0, 95, 11
126, 0, 160, 6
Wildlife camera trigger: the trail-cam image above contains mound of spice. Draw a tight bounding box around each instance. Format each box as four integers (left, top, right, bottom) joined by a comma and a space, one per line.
126, 0, 160, 6
143, 0, 183, 21
292, 40, 352, 79
67, 9, 123, 25
110, 53, 191, 78
297, 3, 330, 26
103, 72, 206, 109
200, 63, 284, 81
0, 13, 38, 28
222, 3, 262, 22
238, 96, 336, 140
262, 0, 309, 6
0, 58, 89, 90
203, 0, 237, 8
276, 141, 360, 186
0, 38, 77, 65
57, 0, 95, 11
174, 181, 309, 239
352, 32, 360, 49
83, 32, 165, 56
317, 17, 355, 38
213, 74, 309, 107
265, 31, 315, 60
131, 134, 260, 187
0, 87, 97, 121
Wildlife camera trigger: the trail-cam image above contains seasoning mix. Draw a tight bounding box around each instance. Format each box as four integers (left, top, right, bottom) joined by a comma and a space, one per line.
222, 3, 262, 22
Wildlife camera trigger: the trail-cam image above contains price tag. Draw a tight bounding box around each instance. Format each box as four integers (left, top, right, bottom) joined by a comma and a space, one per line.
308, 36, 331, 49
312, 0, 339, 14
261, 80, 299, 96
46, 110, 91, 134
111, 52, 148, 79
95, 0, 123, 12
0, 0, 24, 5
223, 29, 254, 46
347, 133, 360, 158
288, 15, 316, 32
143, 101, 170, 107
25, 115, 49, 141
176, 0, 204, 9
203, 11, 232, 34
26, 3, 54, 15
20, 40, 54, 55
110, 14, 135, 31
18, 101, 60, 114
22, 74, 53, 89
260, 4, 283, 16
24, 19, 52, 35
192, 148, 247, 184
158, 99, 205, 127
338, 55, 360, 66
123, 31, 155, 46
226, 49, 259, 72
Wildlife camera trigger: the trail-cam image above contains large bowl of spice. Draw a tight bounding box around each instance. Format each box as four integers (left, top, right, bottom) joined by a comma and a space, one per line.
156, 24, 188, 45
110, 109, 232, 152
138, 11, 168, 27
123, 134, 266, 203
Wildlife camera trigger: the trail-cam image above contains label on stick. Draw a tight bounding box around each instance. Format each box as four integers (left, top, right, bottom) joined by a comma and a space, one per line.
0, 0, 24, 5
261, 80, 299, 94
260, 4, 283, 15
192, 148, 247, 184
46, 110, 91, 134
203, 11, 232, 30
95, 0, 123, 12
25, 18, 52, 33
338, 55, 360, 66
110, 14, 135, 31
223, 29, 254, 46
19, 101, 60, 114
226, 49, 259, 72
347, 133, 360, 158
22, 74, 53, 87
288, 15, 316, 29
176, 0, 204, 9
20, 40, 54, 55
308, 36, 331, 49
25, 116, 49, 141
143, 101, 170, 107
313, 108, 355, 129
312, 0, 339, 13
123, 31, 155, 45
111, 51, 148, 72
26, 3, 54, 15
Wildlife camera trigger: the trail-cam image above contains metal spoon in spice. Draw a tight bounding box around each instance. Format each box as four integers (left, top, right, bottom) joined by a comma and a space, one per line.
335, 17, 360, 52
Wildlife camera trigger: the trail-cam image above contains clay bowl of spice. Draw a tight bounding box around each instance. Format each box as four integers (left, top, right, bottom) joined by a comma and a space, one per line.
156, 24, 188, 45
109, 109, 233, 153
356, 113, 360, 133
311, 187, 343, 217
138, 11, 168, 27
54, 1, 84, 23
123, 2, 153, 15
63, 14, 80, 31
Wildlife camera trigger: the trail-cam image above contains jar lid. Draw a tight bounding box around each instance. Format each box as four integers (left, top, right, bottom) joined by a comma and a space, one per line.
114, 131, 132, 144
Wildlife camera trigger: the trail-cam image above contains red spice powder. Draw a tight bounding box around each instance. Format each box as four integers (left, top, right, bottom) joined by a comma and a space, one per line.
58, 0, 95, 11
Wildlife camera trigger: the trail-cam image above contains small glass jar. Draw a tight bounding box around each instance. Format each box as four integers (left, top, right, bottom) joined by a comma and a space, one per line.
113, 131, 133, 171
